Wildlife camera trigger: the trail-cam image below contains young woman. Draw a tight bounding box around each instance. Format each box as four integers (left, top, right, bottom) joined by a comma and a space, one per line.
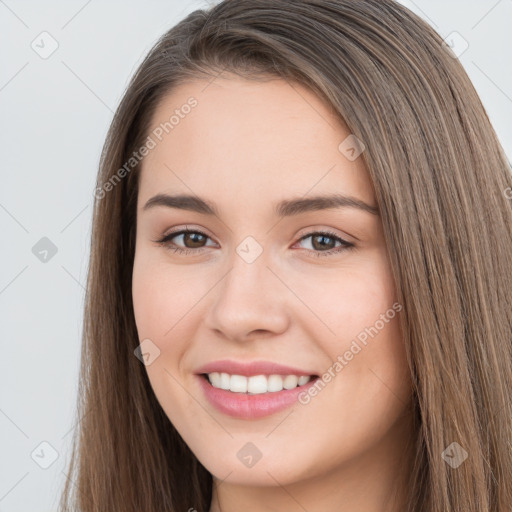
59, 1, 512, 511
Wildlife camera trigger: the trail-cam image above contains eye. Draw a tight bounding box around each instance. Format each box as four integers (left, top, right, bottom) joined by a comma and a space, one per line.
153, 227, 216, 255
153, 228, 355, 257
294, 230, 355, 257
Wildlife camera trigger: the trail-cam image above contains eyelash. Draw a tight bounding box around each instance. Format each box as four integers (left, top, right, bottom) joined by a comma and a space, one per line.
154, 228, 355, 258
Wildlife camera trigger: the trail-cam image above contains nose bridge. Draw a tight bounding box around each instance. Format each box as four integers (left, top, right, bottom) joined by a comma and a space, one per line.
222, 241, 276, 310
228, 243, 270, 298
204, 239, 289, 339
222, 233, 274, 298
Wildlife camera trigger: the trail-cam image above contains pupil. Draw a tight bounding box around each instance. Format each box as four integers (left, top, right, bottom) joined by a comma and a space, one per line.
186, 233, 205, 248
313, 235, 333, 250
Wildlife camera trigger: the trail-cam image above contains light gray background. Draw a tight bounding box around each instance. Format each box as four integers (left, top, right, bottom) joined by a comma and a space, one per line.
0, 1, 510, 510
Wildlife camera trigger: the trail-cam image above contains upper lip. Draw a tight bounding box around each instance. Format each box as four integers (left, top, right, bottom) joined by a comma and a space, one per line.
195, 359, 319, 377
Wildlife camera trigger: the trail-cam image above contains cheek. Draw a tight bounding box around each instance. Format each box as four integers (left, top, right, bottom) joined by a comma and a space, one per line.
131, 255, 201, 419
294, 251, 410, 408
292, 249, 399, 344
131, 255, 189, 399
131, 252, 213, 406
132, 253, 204, 340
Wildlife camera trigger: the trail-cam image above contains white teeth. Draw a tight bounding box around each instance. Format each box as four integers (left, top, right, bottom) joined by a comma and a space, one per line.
283, 375, 298, 389
247, 375, 268, 394
219, 372, 230, 390
206, 373, 313, 393
267, 374, 284, 392
229, 374, 247, 393
298, 375, 310, 386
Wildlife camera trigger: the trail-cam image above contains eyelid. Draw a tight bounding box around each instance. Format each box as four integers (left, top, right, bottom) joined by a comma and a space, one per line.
295, 225, 356, 244
161, 225, 217, 242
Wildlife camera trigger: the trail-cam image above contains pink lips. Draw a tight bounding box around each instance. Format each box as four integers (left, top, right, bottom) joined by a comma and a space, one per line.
195, 359, 319, 420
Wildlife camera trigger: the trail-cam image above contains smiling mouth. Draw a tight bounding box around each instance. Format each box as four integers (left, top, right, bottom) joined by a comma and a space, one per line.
200, 372, 319, 395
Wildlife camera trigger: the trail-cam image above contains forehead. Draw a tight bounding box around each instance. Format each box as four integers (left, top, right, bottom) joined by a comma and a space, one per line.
138, 76, 374, 211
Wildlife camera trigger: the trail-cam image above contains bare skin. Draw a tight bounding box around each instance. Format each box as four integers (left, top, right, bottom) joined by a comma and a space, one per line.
131, 74, 415, 512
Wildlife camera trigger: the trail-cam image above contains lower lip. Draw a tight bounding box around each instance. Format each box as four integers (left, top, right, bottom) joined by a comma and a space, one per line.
196, 374, 318, 419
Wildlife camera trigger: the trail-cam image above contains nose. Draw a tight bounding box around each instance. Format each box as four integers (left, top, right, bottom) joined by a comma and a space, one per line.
203, 247, 290, 342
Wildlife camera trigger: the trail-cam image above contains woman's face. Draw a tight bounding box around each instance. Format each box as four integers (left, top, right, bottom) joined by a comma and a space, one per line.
132, 75, 413, 492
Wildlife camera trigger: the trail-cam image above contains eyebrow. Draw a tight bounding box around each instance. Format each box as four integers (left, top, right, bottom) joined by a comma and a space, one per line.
142, 193, 379, 217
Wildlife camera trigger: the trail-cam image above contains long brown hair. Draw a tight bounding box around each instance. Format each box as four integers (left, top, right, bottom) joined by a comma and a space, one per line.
59, 1, 512, 510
